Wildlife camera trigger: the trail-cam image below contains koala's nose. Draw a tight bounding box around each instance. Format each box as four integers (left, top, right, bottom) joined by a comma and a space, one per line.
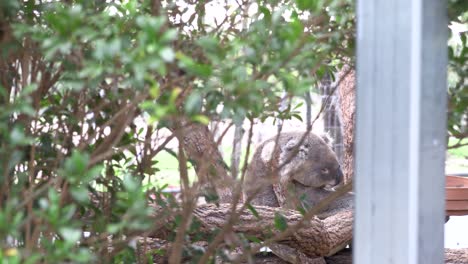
334, 166, 344, 186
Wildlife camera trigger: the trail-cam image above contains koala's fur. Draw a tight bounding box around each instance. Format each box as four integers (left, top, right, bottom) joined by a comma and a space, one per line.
244, 132, 353, 218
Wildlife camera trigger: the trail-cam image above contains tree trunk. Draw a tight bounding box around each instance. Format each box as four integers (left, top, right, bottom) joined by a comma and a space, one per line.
319, 73, 344, 163
445, 248, 468, 264
231, 124, 244, 179
175, 122, 233, 202
337, 67, 356, 183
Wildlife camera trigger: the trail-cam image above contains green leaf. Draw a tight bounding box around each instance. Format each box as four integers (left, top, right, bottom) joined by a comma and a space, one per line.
176, 52, 212, 77
23, 254, 42, 264
64, 151, 90, 179
292, 113, 303, 121
247, 204, 260, 219
274, 212, 288, 231
107, 223, 124, 234
123, 174, 139, 192
295, 0, 320, 12
161, 29, 178, 42
147, 78, 161, 98
184, 92, 203, 114
70, 187, 90, 204
293, 102, 304, 110
258, 6, 271, 21
246, 235, 262, 244
10, 127, 33, 146
159, 47, 175, 62
59, 227, 82, 244
19, 84, 38, 96
191, 115, 210, 125
196, 36, 219, 52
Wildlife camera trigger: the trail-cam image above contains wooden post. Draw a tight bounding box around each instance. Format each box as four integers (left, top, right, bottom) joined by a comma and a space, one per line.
354, 0, 448, 263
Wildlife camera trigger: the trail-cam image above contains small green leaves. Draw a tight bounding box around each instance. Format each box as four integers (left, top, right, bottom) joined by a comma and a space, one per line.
123, 174, 139, 192
159, 47, 175, 62
161, 29, 178, 42
176, 52, 213, 78
247, 204, 260, 219
64, 151, 89, 178
184, 92, 203, 115
70, 188, 89, 204
59, 227, 82, 244
9, 127, 32, 146
274, 212, 288, 231
191, 115, 210, 125
0, 0, 361, 262
246, 235, 262, 244
295, 0, 320, 12
136, 16, 166, 32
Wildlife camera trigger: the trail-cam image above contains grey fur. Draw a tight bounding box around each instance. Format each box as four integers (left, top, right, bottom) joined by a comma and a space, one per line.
244, 132, 353, 218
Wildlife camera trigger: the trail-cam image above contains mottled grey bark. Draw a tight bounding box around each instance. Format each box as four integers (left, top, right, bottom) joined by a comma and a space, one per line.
337, 67, 355, 183
305, 91, 312, 129
176, 122, 233, 202
149, 203, 353, 258
231, 124, 244, 179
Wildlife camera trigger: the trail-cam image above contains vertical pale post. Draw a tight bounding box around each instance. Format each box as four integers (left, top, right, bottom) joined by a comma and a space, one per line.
354, 0, 447, 263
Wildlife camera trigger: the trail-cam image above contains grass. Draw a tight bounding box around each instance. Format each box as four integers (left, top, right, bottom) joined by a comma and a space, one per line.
445, 138, 468, 174
145, 150, 196, 188
148, 145, 254, 189
447, 137, 468, 168
448, 138, 468, 159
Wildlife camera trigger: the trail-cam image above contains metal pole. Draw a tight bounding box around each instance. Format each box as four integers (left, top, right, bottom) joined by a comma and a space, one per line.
354, 0, 447, 263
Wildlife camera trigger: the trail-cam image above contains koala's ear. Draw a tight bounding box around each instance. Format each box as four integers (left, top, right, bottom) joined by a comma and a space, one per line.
260, 141, 276, 162
319, 132, 334, 148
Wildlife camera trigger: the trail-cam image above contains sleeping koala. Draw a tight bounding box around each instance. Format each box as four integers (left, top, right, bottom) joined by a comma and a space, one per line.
243, 132, 353, 263
243, 132, 352, 217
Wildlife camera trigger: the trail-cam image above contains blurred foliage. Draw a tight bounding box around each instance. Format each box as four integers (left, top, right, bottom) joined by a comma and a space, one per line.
0, 0, 465, 262
448, 30, 468, 149
447, 1, 467, 150
447, 15, 468, 149
0, 0, 355, 262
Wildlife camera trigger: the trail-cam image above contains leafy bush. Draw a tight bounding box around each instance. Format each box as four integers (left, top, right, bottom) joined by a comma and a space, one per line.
0, 0, 355, 262
0, 0, 465, 263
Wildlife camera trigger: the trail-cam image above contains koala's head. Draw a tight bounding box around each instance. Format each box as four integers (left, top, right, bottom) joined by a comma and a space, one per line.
261, 132, 343, 189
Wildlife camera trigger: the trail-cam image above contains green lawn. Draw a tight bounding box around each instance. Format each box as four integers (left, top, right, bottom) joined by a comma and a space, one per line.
148, 145, 254, 189
144, 150, 196, 189
448, 138, 468, 159
446, 138, 468, 173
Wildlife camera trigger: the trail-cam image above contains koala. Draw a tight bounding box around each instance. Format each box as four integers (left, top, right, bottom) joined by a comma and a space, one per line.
243, 132, 352, 217
244, 132, 353, 263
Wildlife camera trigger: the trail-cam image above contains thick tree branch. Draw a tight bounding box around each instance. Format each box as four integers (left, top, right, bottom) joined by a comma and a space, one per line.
150, 203, 353, 258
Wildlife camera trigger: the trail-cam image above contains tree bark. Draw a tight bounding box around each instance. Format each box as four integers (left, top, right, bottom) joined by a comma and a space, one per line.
445, 248, 468, 264
231, 124, 244, 179
176, 122, 233, 202
319, 73, 343, 163
323, 248, 468, 264
337, 66, 356, 183
149, 203, 353, 258
136, 237, 468, 264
